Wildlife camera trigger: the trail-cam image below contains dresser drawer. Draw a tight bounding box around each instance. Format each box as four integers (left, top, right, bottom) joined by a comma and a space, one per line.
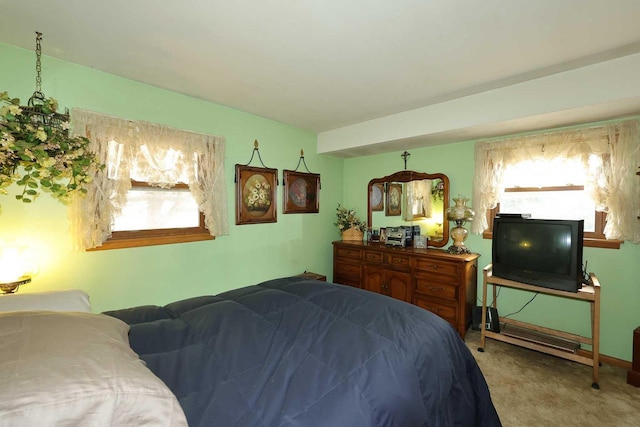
334, 261, 361, 278
386, 254, 411, 269
414, 278, 458, 301
413, 295, 458, 324
335, 246, 362, 260
334, 260, 361, 288
414, 258, 459, 277
363, 250, 383, 263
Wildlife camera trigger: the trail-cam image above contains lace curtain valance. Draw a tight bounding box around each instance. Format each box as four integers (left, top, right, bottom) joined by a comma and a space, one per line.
472, 119, 640, 243
69, 109, 229, 250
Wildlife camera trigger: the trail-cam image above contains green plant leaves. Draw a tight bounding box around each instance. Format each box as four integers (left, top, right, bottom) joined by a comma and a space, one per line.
1, 91, 105, 205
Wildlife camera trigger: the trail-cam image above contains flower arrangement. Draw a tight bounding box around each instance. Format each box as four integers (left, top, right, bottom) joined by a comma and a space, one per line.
243, 174, 272, 212
334, 203, 367, 233
0, 91, 104, 204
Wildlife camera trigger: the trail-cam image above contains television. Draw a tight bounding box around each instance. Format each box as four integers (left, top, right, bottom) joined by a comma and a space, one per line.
491, 216, 584, 292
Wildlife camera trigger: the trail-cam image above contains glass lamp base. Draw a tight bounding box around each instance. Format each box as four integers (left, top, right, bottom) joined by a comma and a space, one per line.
448, 225, 471, 254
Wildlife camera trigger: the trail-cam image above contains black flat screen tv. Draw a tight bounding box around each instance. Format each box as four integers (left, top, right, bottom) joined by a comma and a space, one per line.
491, 216, 584, 292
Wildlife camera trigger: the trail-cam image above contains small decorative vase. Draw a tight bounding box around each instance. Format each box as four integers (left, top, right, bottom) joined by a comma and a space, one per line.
342, 227, 364, 241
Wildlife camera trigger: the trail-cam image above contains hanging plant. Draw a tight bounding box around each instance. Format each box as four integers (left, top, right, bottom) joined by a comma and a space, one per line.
0, 91, 104, 203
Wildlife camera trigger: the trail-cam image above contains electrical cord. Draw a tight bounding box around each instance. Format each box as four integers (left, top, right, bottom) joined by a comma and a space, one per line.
477, 285, 502, 306
502, 292, 539, 318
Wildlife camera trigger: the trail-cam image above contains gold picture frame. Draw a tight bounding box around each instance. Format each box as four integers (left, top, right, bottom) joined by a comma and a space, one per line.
235, 164, 278, 225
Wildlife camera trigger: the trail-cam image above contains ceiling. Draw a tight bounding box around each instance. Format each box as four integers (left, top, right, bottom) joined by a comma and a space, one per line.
2, 1, 640, 156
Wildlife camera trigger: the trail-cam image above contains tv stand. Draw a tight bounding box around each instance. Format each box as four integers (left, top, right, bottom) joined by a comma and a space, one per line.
478, 265, 601, 389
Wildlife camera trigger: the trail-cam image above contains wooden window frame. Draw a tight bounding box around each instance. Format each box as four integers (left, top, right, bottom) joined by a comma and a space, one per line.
482, 185, 621, 249
89, 181, 213, 251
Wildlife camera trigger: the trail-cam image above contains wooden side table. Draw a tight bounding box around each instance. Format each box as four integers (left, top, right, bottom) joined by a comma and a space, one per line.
296, 271, 327, 282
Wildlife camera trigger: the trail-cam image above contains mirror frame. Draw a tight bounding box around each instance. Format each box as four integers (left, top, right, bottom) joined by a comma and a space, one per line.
367, 171, 450, 248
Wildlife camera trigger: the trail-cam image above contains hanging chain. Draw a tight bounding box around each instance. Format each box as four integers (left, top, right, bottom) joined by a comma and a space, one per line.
23, 31, 70, 130
34, 32, 43, 95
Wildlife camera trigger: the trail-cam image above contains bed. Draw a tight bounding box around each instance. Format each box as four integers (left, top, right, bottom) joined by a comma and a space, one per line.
0, 279, 500, 426
103, 277, 501, 426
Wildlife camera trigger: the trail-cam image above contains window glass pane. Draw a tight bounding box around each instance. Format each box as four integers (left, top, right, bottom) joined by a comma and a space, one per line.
500, 190, 595, 232
113, 187, 199, 231
503, 158, 587, 187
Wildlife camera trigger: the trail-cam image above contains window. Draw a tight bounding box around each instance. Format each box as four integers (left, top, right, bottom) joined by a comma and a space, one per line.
93, 181, 213, 250
472, 119, 640, 247
483, 188, 615, 248
482, 157, 616, 248
69, 110, 229, 251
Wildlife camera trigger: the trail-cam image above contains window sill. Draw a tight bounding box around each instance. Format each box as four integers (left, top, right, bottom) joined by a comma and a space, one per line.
482, 231, 621, 249
88, 232, 214, 251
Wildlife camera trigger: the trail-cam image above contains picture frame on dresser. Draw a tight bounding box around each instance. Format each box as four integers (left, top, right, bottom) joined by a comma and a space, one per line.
235, 165, 278, 225
282, 170, 320, 214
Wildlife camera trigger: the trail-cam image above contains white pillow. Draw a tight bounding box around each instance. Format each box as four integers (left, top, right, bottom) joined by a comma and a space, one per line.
0, 310, 188, 426
0, 289, 91, 312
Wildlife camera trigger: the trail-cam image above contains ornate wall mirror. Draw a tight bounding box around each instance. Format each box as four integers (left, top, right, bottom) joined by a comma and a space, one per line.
367, 171, 450, 248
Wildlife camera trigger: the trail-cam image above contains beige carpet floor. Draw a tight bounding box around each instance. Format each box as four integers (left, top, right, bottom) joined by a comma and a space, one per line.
465, 330, 640, 426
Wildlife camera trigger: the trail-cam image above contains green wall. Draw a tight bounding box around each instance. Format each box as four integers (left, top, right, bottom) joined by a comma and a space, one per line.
2, 42, 638, 363
342, 140, 640, 362
0, 42, 344, 313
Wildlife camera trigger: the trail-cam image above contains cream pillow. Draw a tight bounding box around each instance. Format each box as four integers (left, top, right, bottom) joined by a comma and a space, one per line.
0, 289, 91, 312
0, 310, 187, 426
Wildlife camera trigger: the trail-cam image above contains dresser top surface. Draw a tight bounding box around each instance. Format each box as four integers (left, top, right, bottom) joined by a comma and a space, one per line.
333, 240, 480, 262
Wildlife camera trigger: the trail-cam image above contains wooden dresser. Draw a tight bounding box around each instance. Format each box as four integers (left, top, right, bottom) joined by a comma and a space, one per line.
333, 240, 479, 338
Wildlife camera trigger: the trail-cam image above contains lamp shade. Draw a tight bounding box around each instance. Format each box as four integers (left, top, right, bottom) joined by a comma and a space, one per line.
446, 195, 475, 223
0, 245, 37, 293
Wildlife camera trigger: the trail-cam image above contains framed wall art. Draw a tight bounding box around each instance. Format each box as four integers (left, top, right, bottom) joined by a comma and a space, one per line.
370, 183, 384, 211
283, 170, 320, 214
386, 183, 402, 216
235, 165, 278, 225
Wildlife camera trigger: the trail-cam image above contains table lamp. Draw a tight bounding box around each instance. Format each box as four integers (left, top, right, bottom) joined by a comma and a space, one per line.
446, 194, 475, 254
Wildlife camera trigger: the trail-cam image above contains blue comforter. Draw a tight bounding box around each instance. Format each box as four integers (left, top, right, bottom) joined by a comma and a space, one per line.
106, 277, 500, 427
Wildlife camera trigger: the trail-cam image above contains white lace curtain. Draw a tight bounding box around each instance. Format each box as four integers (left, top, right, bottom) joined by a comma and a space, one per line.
472, 119, 640, 243
404, 180, 433, 220
69, 109, 229, 250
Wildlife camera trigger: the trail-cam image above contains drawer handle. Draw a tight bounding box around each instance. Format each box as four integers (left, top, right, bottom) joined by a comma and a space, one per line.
429, 287, 443, 292
430, 264, 439, 269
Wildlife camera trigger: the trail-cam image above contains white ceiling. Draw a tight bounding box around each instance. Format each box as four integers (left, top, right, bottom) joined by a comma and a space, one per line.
2, 1, 640, 156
